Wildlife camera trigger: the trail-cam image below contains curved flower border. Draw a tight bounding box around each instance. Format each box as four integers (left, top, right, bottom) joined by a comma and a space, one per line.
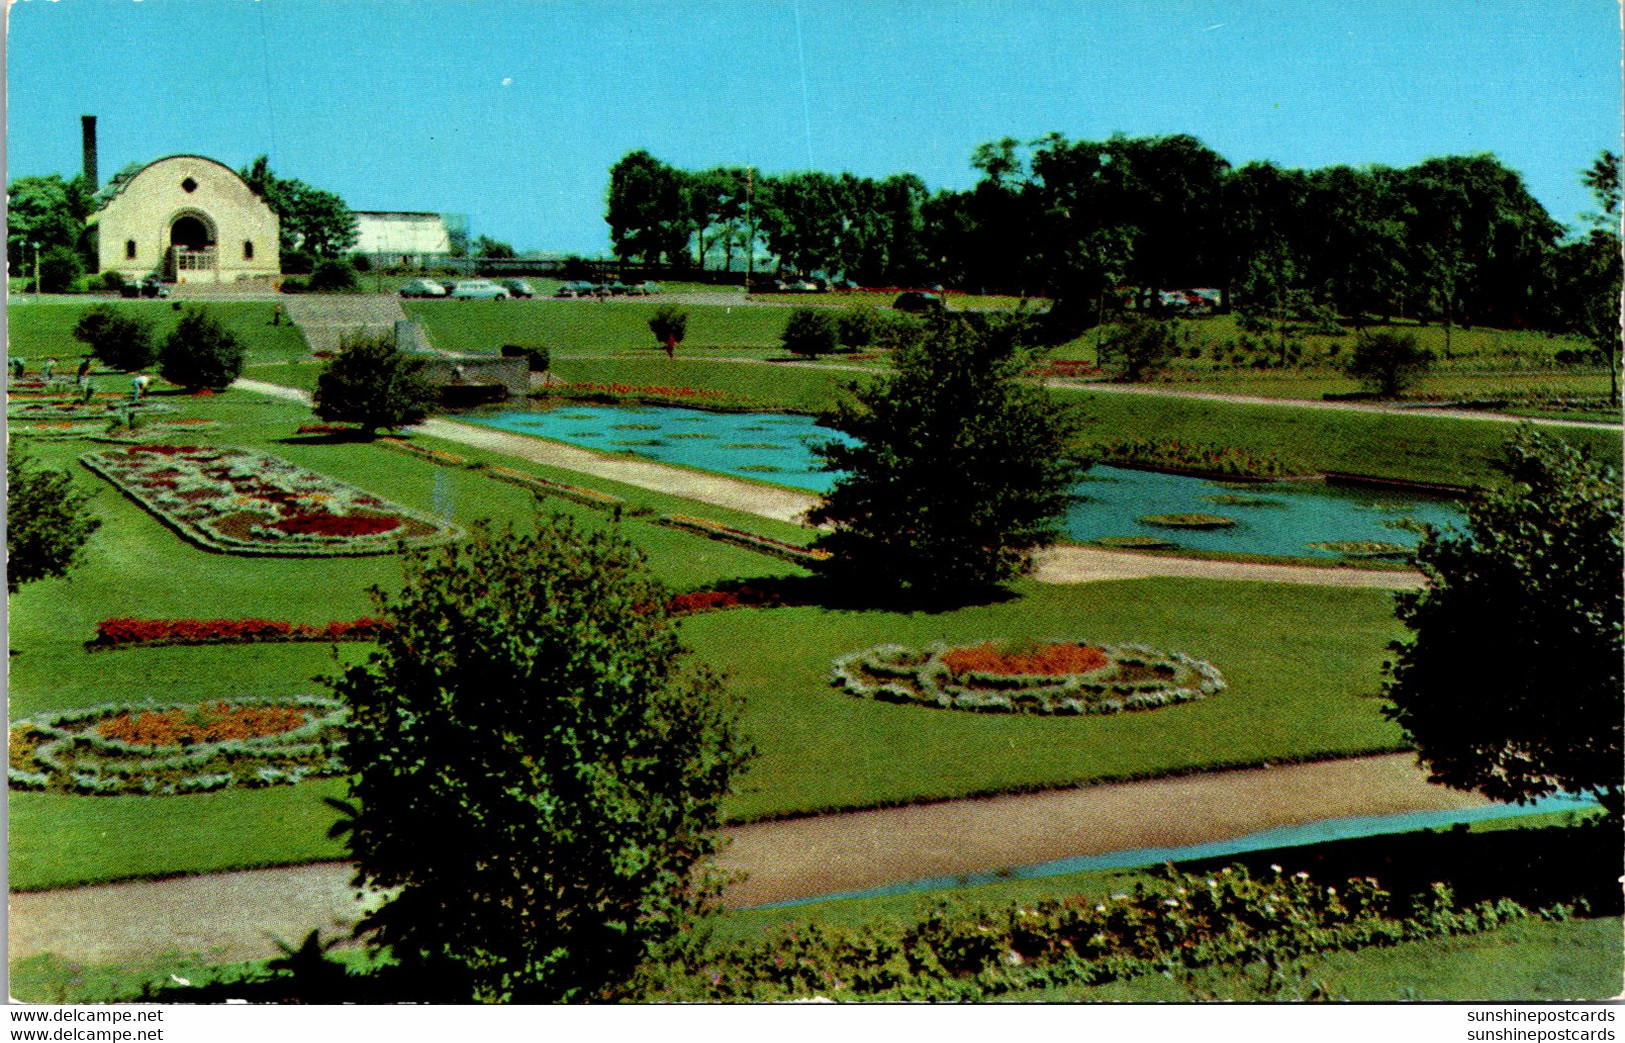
9, 694, 348, 796
831, 640, 1226, 716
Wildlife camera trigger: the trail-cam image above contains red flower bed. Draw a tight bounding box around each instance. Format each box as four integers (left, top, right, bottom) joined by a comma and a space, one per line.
269, 512, 402, 537
668, 584, 789, 616
130, 444, 203, 456
97, 702, 308, 747
90, 617, 386, 648
940, 642, 1109, 677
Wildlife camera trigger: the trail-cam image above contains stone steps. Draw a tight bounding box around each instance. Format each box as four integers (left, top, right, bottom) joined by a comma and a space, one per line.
279, 294, 415, 354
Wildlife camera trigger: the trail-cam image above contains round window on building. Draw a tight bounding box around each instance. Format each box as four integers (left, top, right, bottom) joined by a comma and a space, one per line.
181, 177, 198, 193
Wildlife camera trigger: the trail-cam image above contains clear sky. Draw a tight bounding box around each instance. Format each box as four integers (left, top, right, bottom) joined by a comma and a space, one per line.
7, 0, 1621, 255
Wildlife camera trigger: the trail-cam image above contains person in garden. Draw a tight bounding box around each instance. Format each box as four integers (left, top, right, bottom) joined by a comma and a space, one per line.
76, 356, 93, 389
664, 334, 676, 358
42, 356, 56, 382
11, 356, 25, 379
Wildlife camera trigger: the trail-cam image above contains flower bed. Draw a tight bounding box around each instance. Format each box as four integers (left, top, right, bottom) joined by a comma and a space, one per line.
375, 437, 468, 467
483, 464, 627, 510
668, 583, 795, 616
832, 639, 1225, 716
80, 445, 461, 557
9, 399, 172, 421
88, 616, 385, 650
1088, 438, 1306, 479
656, 514, 829, 564
6, 695, 347, 795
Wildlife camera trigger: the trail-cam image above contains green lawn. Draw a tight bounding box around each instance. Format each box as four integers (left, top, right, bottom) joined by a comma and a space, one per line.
5, 298, 308, 366
546, 355, 857, 413
404, 298, 794, 356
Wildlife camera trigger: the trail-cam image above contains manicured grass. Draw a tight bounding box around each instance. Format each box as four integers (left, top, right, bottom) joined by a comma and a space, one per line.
5, 298, 308, 366
1057, 387, 1623, 488
547, 356, 856, 413
403, 298, 793, 356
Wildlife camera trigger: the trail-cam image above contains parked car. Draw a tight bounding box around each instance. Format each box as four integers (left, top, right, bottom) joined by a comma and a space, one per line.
450, 279, 510, 300
497, 279, 536, 298
398, 278, 448, 298
120, 274, 171, 299
893, 291, 943, 313
555, 280, 598, 298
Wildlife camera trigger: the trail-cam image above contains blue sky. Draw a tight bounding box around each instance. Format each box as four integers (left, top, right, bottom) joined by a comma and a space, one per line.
8, 0, 1621, 254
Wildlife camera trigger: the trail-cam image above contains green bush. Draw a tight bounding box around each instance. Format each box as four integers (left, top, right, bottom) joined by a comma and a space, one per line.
313, 332, 436, 435
279, 277, 309, 295
6, 450, 102, 593
836, 305, 882, 351
158, 306, 246, 391
499, 344, 551, 371
648, 305, 688, 349
781, 307, 839, 358
38, 246, 84, 294
1346, 330, 1434, 397
308, 258, 359, 292
71, 304, 157, 372
98, 270, 127, 292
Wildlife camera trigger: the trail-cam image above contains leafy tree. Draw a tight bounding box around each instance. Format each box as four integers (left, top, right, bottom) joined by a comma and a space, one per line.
606, 151, 690, 265
473, 235, 516, 260
809, 315, 1086, 600
1564, 150, 1623, 404
307, 257, 359, 292
1345, 329, 1434, 397
1099, 317, 1180, 382
240, 156, 360, 259
72, 305, 157, 371
39, 246, 85, 293
327, 516, 751, 1001
781, 307, 839, 358
6, 174, 94, 261
1384, 429, 1622, 816
313, 332, 436, 435
835, 305, 882, 351
647, 305, 688, 350
7, 450, 101, 593
158, 306, 246, 391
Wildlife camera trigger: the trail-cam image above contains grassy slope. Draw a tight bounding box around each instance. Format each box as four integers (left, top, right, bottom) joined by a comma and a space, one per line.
403, 298, 792, 356
6, 299, 309, 365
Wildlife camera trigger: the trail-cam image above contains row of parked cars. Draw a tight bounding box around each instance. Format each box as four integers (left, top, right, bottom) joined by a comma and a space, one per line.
554, 280, 663, 298
398, 278, 538, 300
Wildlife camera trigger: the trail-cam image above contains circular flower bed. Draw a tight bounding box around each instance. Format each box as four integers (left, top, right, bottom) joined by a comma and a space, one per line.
1138, 513, 1237, 529
7, 695, 347, 795
832, 639, 1225, 716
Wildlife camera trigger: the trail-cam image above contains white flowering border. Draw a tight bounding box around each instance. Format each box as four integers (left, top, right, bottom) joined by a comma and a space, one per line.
830, 640, 1226, 716
80, 445, 462, 557
8, 694, 348, 796
8, 399, 172, 421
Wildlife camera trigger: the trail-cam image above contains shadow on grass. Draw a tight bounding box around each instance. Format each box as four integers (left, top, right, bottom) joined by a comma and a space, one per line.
678, 574, 1021, 617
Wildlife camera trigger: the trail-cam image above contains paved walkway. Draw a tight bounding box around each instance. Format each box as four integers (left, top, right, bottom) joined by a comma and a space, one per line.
8, 754, 1480, 965
1032, 546, 1425, 589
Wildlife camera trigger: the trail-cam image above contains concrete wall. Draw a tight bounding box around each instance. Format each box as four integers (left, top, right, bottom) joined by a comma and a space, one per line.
95, 156, 280, 284
416, 355, 528, 399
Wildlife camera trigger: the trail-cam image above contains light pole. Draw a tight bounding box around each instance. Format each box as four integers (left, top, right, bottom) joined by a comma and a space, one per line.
31, 241, 40, 295
743, 166, 753, 296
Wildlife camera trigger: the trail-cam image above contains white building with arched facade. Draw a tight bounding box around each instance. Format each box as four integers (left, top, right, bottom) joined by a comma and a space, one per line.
91, 155, 280, 284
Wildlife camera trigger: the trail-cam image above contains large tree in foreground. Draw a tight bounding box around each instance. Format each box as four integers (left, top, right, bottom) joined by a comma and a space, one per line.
7, 451, 101, 593
808, 314, 1086, 599
1384, 429, 1622, 816
313, 332, 436, 435
328, 517, 751, 1002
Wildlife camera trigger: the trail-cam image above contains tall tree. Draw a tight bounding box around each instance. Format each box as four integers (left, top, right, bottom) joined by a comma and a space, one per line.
1561, 150, 1623, 403
606, 151, 689, 265
1384, 429, 1622, 816
6, 174, 94, 265
239, 156, 360, 260
809, 314, 1086, 600
328, 516, 751, 1001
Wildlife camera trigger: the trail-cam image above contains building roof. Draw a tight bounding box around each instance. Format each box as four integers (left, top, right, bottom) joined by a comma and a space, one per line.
94, 154, 253, 212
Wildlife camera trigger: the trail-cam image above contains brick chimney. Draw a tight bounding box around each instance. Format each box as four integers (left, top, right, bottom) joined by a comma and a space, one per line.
81, 115, 98, 191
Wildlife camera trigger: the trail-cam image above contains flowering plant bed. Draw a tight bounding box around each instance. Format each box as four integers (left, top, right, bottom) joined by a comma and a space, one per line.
832, 638, 1225, 715
80, 444, 461, 557
656, 514, 829, 564
7, 695, 347, 795
1088, 438, 1306, 479
668, 582, 798, 616
483, 464, 627, 510
376, 437, 468, 467
88, 616, 385, 650
9, 399, 172, 421
296, 423, 354, 436
1139, 513, 1237, 530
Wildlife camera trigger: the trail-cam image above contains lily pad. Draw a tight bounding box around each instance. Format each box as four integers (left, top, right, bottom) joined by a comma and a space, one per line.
1139, 513, 1237, 530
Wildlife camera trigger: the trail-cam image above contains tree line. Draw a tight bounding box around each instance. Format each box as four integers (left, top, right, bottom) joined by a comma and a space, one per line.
605, 138, 1621, 342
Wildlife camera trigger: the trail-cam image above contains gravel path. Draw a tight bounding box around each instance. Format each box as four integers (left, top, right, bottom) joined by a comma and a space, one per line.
8, 754, 1479, 965
1032, 546, 1424, 589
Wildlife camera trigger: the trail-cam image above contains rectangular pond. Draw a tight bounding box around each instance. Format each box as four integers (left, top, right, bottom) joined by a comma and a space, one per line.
463, 403, 1465, 560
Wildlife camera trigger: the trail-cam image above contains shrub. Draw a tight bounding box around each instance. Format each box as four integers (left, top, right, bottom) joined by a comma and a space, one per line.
1099, 317, 1181, 382
648, 305, 688, 350
279, 277, 309, 294
158, 307, 245, 391
835, 305, 882, 351
6, 450, 102, 592
313, 332, 436, 435
98, 270, 127, 292
328, 517, 752, 1002
39, 246, 85, 293
72, 304, 157, 372
349, 252, 372, 273
1346, 330, 1434, 397
308, 258, 359, 292
781, 307, 839, 358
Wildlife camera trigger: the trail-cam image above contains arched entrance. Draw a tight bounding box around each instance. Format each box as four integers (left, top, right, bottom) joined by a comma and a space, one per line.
166, 211, 217, 280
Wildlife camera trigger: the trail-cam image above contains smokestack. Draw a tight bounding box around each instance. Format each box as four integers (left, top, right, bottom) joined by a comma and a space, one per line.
81, 115, 98, 191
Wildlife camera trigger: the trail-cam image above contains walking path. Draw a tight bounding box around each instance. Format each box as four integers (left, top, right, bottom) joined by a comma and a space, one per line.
8, 753, 1482, 965
231, 377, 1423, 588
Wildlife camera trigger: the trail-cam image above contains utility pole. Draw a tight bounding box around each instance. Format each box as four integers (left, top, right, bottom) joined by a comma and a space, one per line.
744, 166, 753, 296
32, 242, 40, 295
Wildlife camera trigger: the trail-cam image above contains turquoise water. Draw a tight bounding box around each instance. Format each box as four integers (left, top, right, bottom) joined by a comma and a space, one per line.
750, 792, 1600, 909
465, 404, 1465, 558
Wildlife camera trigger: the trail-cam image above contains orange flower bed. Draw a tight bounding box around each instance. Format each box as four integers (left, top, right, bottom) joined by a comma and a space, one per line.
939, 641, 1109, 677
96, 702, 308, 748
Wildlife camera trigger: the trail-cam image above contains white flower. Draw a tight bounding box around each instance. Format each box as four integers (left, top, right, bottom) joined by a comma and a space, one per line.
1204, 878, 1217, 888
1295, 871, 1310, 880
1326, 887, 1337, 896
1095, 904, 1107, 913
1270, 863, 1282, 873
1164, 898, 1180, 907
